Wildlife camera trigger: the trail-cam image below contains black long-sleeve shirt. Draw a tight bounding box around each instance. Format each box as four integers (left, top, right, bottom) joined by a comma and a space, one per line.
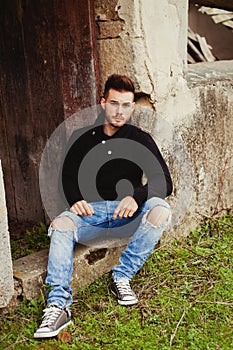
62, 114, 173, 207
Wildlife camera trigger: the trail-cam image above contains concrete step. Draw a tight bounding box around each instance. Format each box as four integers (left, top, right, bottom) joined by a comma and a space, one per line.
13, 243, 125, 300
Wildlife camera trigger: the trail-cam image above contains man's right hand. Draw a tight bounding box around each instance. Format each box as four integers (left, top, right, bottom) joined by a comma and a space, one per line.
70, 200, 94, 216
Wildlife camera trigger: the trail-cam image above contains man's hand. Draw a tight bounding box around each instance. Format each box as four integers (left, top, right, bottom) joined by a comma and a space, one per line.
70, 200, 94, 216
113, 196, 138, 220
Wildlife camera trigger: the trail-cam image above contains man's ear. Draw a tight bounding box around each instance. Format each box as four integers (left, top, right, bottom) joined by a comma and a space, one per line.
100, 97, 106, 110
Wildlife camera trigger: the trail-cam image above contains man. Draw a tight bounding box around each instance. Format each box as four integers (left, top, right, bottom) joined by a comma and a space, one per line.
34, 74, 173, 338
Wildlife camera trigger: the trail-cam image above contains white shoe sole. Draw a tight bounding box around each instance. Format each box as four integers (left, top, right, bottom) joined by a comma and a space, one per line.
34, 320, 72, 338
111, 290, 138, 306
117, 298, 138, 306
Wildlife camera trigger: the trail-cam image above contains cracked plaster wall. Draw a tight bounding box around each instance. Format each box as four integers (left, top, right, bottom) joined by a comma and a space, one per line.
95, 0, 189, 112
95, 1, 233, 238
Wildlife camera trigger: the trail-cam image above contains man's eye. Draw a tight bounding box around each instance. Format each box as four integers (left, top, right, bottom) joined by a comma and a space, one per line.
122, 103, 131, 108
110, 101, 119, 106
109, 101, 131, 108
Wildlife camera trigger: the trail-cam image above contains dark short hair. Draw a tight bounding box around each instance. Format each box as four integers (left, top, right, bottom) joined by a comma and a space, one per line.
103, 74, 135, 99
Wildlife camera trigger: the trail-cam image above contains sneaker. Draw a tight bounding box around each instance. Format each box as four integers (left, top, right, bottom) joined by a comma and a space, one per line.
34, 305, 72, 338
110, 278, 138, 306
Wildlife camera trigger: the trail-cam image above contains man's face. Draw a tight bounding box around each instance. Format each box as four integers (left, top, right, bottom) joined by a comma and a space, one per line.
101, 88, 135, 129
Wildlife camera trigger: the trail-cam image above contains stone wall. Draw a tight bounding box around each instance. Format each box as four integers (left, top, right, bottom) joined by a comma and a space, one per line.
186, 63, 233, 214
95, 0, 188, 102
95, 0, 233, 239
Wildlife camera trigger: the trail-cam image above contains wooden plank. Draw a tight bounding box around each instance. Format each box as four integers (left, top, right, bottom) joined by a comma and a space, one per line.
198, 6, 233, 31
190, 0, 233, 13
188, 39, 206, 62
0, 0, 99, 223
222, 20, 233, 28
188, 27, 198, 42
54, 0, 99, 118
210, 13, 233, 24
199, 7, 233, 16
196, 34, 216, 62
187, 52, 197, 63
0, 0, 65, 222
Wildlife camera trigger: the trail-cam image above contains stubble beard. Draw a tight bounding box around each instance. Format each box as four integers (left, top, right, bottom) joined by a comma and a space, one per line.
108, 114, 126, 130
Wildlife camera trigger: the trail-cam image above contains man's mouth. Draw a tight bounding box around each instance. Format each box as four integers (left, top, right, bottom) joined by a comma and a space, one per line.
113, 116, 124, 122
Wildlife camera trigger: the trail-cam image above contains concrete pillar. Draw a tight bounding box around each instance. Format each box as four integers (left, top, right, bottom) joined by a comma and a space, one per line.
95, 0, 196, 236
0, 160, 14, 308
117, 0, 194, 120
96, 0, 191, 116
138, 0, 189, 108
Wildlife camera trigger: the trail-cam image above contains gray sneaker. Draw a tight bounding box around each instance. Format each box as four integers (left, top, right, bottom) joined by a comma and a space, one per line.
34, 305, 72, 338
110, 278, 138, 306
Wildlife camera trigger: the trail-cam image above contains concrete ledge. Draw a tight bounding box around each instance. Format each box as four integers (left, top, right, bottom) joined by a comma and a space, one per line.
187, 60, 233, 85
13, 244, 124, 300
13, 249, 49, 300
0, 160, 14, 308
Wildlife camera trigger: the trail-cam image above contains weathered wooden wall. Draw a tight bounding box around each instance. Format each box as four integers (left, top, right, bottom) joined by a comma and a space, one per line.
0, 0, 98, 223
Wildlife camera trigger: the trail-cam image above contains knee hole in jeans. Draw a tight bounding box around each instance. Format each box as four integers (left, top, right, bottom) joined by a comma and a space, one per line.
146, 206, 170, 227
51, 216, 76, 231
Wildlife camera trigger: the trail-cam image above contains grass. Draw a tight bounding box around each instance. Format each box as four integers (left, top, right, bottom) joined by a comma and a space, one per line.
1, 214, 233, 349
10, 222, 49, 260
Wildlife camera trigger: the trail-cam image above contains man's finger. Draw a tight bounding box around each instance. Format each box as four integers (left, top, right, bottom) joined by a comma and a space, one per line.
114, 207, 128, 219
81, 202, 94, 216
113, 206, 121, 220
77, 202, 87, 215
113, 210, 119, 220
87, 203, 95, 215
128, 209, 135, 217
123, 209, 131, 218
70, 204, 82, 215
118, 208, 126, 219
71, 201, 94, 216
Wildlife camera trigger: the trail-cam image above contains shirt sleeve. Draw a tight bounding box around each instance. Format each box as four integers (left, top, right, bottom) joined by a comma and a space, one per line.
132, 131, 173, 207
61, 130, 89, 207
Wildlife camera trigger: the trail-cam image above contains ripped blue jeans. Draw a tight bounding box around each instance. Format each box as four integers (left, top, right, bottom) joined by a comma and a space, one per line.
46, 197, 171, 308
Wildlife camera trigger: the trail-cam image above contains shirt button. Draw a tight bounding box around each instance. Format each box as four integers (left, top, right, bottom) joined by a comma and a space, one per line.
92, 131, 96, 135
108, 150, 112, 155
102, 140, 106, 144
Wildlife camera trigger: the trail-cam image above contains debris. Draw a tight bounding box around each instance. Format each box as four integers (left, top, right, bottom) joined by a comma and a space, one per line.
57, 331, 72, 343
188, 27, 216, 63
199, 6, 233, 29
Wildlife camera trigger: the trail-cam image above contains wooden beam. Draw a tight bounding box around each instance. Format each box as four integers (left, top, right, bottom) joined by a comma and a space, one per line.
190, 0, 233, 12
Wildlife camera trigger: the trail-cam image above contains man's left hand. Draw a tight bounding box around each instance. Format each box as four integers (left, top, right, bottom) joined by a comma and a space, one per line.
113, 196, 138, 220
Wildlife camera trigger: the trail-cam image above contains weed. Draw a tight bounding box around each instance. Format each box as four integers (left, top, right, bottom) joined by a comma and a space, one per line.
1, 214, 232, 349
10, 222, 49, 260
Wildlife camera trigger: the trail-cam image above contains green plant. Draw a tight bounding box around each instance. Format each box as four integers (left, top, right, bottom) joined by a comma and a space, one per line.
10, 222, 49, 260
1, 214, 233, 349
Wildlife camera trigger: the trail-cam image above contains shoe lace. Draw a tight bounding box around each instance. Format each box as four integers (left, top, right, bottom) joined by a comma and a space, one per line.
40, 306, 62, 327
115, 279, 133, 295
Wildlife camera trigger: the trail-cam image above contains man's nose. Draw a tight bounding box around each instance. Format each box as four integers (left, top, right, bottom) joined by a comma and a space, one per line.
116, 103, 123, 114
